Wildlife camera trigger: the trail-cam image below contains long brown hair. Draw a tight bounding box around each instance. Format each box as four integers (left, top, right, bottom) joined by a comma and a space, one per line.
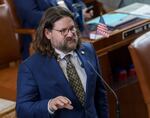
33, 6, 80, 56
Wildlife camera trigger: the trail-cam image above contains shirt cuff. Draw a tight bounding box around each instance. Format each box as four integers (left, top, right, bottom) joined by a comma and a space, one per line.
48, 99, 55, 114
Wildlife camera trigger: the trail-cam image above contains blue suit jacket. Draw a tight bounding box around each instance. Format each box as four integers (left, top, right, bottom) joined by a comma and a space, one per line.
13, 0, 85, 28
16, 43, 109, 118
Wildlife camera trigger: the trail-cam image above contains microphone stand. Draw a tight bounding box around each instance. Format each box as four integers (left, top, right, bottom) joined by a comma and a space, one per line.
87, 61, 120, 118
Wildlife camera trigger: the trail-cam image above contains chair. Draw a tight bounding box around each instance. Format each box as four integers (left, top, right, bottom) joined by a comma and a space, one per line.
3, 0, 36, 55
128, 31, 150, 117
3, 0, 20, 28
0, 4, 19, 102
0, 4, 20, 67
0, 0, 4, 4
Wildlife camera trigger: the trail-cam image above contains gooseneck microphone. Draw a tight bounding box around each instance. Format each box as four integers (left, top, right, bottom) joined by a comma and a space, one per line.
87, 60, 120, 118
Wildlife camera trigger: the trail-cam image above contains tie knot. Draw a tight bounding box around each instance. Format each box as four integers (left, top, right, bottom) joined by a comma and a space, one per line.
64, 54, 71, 62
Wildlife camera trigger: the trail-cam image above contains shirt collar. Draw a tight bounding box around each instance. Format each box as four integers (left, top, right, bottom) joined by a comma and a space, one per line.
54, 48, 77, 60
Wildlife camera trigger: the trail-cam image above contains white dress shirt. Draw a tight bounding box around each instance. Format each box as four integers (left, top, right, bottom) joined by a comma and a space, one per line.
55, 49, 87, 91
48, 49, 87, 114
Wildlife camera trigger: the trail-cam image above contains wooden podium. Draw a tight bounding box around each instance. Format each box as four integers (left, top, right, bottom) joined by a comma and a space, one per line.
82, 18, 150, 118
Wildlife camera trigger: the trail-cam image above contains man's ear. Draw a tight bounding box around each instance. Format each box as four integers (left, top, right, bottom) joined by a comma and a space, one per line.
44, 28, 52, 40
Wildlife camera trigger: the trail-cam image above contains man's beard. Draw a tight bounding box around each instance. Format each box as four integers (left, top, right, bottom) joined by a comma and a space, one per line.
59, 38, 78, 53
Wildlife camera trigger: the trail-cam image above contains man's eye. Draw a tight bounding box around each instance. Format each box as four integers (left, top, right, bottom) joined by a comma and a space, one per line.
61, 29, 67, 33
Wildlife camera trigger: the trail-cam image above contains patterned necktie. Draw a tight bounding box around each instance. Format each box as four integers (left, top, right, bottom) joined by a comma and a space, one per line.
65, 55, 85, 106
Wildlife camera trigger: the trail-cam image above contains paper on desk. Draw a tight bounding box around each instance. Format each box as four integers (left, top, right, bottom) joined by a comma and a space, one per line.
116, 3, 150, 19
130, 4, 150, 19
0, 98, 15, 112
89, 31, 103, 40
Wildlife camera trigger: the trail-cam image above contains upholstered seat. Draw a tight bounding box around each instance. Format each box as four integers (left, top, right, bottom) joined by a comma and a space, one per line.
128, 31, 150, 118
3, 0, 36, 55
3, 0, 35, 33
0, 4, 20, 67
0, 0, 4, 4
0, 4, 20, 106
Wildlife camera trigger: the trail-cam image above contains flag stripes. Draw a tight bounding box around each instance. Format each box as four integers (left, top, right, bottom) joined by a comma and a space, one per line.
96, 16, 110, 37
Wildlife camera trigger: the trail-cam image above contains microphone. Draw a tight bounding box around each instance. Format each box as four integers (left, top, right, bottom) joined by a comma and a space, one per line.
87, 60, 120, 118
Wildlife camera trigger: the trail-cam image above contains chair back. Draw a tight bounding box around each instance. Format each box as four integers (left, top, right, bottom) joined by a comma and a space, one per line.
3, 0, 36, 56
0, 4, 20, 67
128, 31, 150, 117
3, 0, 21, 28
0, 0, 4, 4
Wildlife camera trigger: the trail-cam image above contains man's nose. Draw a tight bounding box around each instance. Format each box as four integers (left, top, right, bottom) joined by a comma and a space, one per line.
67, 30, 74, 37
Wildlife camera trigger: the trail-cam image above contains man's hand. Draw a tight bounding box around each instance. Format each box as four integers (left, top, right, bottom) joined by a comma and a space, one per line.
48, 96, 73, 112
83, 8, 94, 21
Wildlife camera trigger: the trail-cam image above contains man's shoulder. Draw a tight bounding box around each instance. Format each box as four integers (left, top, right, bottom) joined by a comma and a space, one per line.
80, 42, 94, 51
21, 52, 47, 67
78, 42, 96, 57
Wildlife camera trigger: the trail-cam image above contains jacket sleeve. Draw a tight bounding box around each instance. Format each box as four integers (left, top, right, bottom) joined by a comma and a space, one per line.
16, 63, 52, 118
75, 0, 86, 8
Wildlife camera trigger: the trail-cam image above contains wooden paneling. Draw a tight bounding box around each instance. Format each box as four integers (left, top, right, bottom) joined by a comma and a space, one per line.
108, 81, 148, 118
0, 65, 18, 101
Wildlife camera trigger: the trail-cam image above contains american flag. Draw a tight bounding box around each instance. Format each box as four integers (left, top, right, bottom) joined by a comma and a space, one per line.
96, 16, 110, 37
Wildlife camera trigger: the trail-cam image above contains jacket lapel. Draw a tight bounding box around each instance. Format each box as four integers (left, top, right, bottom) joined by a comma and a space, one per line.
76, 47, 93, 105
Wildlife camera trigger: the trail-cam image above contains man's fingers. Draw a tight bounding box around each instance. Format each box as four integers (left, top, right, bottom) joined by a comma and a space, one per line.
59, 96, 72, 104
56, 97, 73, 109
64, 104, 73, 110
51, 104, 58, 111
49, 96, 73, 111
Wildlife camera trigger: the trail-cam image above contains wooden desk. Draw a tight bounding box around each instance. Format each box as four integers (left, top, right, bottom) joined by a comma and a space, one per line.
83, 19, 150, 83
82, 19, 150, 118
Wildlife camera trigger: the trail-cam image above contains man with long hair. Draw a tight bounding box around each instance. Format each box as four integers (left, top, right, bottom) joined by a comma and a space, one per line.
16, 6, 108, 118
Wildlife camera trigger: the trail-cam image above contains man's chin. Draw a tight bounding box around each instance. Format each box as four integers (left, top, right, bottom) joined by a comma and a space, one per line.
63, 44, 77, 52
69, 43, 77, 49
